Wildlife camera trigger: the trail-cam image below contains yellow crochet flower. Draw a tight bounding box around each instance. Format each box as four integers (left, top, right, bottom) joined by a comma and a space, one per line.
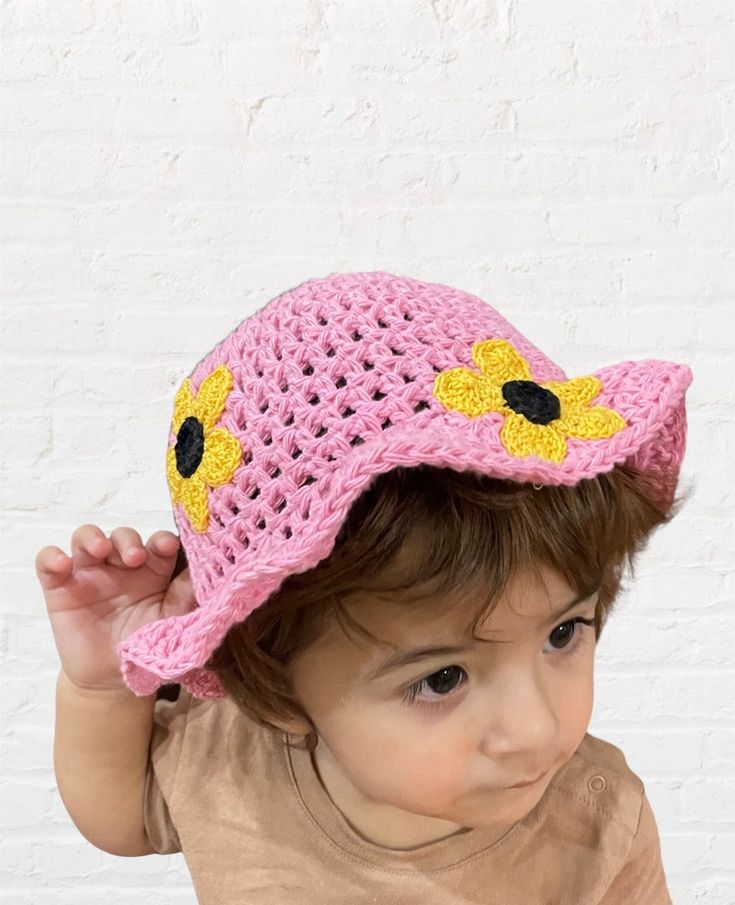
433, 339, 626, 463
166, 364, 243, 534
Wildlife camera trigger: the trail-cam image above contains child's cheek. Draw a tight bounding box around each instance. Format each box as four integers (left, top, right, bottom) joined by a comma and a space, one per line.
379, 741, 463, 810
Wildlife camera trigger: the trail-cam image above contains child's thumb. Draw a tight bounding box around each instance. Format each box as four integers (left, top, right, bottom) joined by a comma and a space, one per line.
164, 567, 198, 617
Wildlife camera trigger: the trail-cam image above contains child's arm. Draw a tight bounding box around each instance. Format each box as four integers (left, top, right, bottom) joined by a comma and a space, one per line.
36, 525, 197, 856
54, 669, 157, 856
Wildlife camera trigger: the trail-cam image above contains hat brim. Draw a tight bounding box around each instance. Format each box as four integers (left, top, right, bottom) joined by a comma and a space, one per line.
116, 357, 692, 698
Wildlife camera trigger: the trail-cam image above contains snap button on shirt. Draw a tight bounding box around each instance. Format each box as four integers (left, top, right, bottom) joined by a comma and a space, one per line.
588, 774, 607, 793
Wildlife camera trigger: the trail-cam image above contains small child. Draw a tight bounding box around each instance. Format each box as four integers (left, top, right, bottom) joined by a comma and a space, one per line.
38, 271, 692, 904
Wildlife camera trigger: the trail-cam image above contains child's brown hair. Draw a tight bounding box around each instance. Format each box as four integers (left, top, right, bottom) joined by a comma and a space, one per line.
204, 462, 687, 751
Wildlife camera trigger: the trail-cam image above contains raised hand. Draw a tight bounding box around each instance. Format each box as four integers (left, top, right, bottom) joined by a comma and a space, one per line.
36, 525, 196, 693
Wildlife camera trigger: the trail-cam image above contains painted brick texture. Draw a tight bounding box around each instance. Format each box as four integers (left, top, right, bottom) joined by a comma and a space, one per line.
1, 2, 733, 903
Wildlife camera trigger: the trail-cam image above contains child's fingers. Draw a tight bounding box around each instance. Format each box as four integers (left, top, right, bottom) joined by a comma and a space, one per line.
69, 524, 113, 569
35, 545, 73, 589
164, 560, 197, 616
140, 531, 181, 576
36, 528, 180, 590
106, 526, 146, 568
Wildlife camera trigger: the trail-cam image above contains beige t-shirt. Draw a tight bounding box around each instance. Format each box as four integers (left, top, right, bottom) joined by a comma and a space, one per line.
144, 686, 672, 905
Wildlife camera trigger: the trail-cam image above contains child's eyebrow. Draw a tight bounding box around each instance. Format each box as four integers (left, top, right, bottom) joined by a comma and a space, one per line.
362, 588, 600, 683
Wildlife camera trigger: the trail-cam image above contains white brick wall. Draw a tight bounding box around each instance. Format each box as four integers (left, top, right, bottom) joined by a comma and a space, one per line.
1, 2, 733, 903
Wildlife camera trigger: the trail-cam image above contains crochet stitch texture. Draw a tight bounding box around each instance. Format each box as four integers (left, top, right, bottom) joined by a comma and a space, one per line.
115, 271, 692, 699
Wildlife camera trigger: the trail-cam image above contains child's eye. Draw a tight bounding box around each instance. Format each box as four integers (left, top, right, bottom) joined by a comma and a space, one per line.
400, 616, 595, 711
546, 616, 595, 656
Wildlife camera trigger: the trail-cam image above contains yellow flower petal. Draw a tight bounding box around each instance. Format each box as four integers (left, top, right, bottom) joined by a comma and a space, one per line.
434, 369, 505, 418
193, 365, 235, 435
472, 339, 532, 384
178, 475, 210, 534
542, 376, 601, 407
198, 428, 243, 486
501, 413, 567, 463
172, 380, 197, 434
166, 445, 187, 503
557, 405, 627, 441
433, 337, 626, 466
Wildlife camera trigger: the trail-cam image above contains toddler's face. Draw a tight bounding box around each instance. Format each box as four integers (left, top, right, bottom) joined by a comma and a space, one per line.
286, 550, 598, 849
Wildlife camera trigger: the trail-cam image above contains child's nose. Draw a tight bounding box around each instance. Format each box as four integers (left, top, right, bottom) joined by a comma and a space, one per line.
475, 675, 564, 760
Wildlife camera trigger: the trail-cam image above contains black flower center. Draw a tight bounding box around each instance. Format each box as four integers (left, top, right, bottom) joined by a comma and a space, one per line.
502, 380, 561, 426
175, 416, 205, 478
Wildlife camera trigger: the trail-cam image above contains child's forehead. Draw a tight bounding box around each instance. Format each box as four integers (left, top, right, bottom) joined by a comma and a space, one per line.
340, 565, 570, 644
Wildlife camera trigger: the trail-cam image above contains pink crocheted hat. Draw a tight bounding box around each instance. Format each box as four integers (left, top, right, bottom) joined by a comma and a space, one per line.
115, 271, 692, 698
